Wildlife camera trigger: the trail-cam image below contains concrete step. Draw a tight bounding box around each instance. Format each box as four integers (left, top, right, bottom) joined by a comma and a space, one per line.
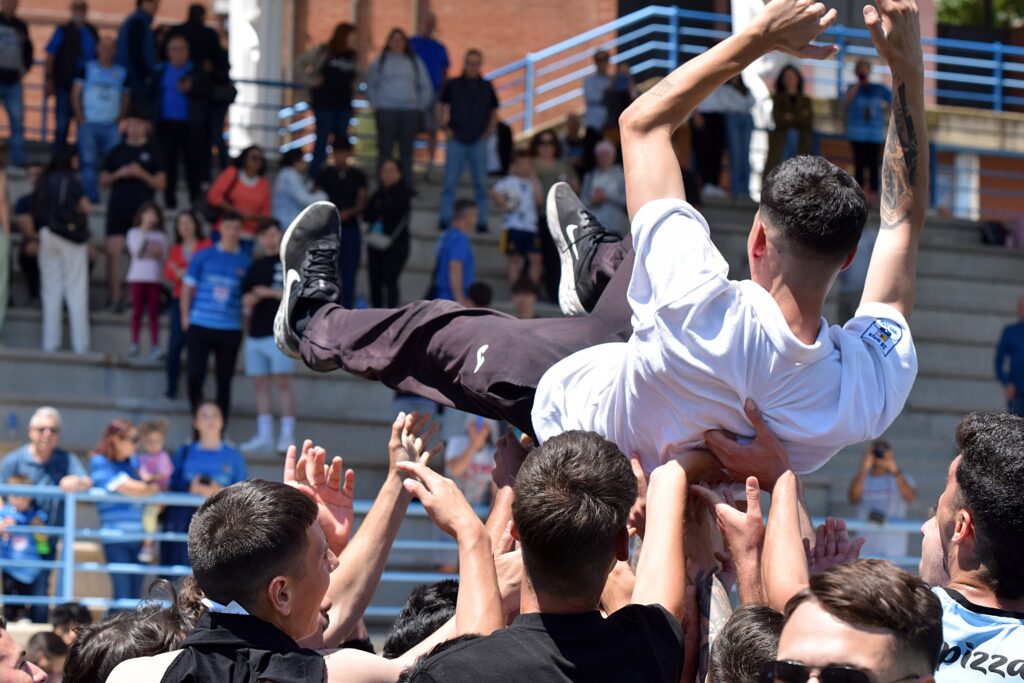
906, 375, 1006, 414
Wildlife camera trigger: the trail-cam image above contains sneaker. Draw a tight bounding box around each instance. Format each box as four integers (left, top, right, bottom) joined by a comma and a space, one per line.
137, 545, 155, 564
149, 346, 165, 361
274, 201, 343, 359
702, 184, 727, 199
545, 182, 622, 316
128, 343, 140, 357
240, 434, 275, 453
275, 433, 295, 454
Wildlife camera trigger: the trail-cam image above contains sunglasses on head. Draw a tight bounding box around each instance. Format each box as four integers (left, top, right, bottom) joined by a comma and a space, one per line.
760, 661, 920, 683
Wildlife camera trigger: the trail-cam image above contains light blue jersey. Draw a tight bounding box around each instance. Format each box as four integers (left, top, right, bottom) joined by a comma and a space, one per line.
935, 587, 1024, 681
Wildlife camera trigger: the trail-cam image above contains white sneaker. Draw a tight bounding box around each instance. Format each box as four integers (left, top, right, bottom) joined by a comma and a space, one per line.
128, 343, 140, 357
240, 434, 274, 453
276, 433, 295, 454
703, 184, 728, 199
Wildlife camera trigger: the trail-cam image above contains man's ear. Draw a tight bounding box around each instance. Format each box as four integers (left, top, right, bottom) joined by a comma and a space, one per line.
838, 246, 858, 272
510, 521, 521, 543
952, 508, 974, 547
750, 215, 768, 259
615, 526, 630, 562
266, 576, 292, 616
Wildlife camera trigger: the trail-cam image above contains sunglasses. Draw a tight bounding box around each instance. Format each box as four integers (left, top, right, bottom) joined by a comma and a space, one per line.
760, 661, 920, 683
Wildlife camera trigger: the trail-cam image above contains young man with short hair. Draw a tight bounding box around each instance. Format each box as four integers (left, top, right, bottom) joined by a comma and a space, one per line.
274, 0, 925, 480
74, 36, 128, 203
434, 198, 477, 306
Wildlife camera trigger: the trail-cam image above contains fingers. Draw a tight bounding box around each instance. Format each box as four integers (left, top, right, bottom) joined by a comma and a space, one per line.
743, 399, 768, 436
850, 535, 867, 559
326, 456, 343, 491
704, 430, 740, 458
863, 3, 887, 45
395, 459, 443, 489
390, 411, 406, 441
744, 477, 762, 517
283, 444, 298, 483
825, 517, 838, 557
343, 469, 356, 496
401, 476, 428, 500
689, 484, 725, 508
814, 522, 827, 562
422, 440, 445, 466
799, 42, 840, 60
835, 518, 851, 557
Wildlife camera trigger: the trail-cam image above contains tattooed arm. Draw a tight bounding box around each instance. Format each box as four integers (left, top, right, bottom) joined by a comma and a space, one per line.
618, 0, 838, 220
859, 0, 928, 320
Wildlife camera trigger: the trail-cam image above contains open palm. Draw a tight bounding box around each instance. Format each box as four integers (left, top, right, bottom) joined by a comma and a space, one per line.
284, 439, 356, 554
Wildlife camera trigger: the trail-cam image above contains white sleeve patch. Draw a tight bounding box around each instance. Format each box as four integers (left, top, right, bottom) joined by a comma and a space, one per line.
861, 318, 904, 357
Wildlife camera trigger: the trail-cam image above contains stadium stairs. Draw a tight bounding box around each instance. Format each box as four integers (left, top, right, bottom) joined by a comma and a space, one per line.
0, 165, 1020, 620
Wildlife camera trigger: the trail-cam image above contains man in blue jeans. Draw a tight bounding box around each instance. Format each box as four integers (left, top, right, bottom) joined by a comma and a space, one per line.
44, 0, 97, 150
0, 0, 32, 167
439, 49, 498, 233
74, 37, 128, 203
996, 295, 1024, 417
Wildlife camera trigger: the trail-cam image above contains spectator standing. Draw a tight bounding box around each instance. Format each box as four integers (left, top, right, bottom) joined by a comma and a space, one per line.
151, 34, 208, 210
271, 149, 326, 230
581, 140, 628, 235
301, 22, 358, 179
73, 36, 129, 204
89, 419, 162, 609
0, 406, 92, 623
438, 49, 498, 233
531, 129, 578, 302
410, 11, 450, 176
433, 198, 477, 305
0, 0, 31, 167
492, 152, 544, 289
161, 401, 246, 569
764, 65, 813, 176
720, 75, 756, 199
125, 201, 168, 359
364, 158, 413, 308
691, 88, 728, 197
33, 149, 92, 354
0, 474, 50, 622
101, 110, 167, 313
116, 0, 158, 109
563, 112, 586, 178
581, 50, 611, 172
996, 295, 1024, 416
845, 59, 891, 199
366, 28, 432, 187
134, 419, 172, 565
315, 140, 367, 308
44, 0, 98, 150
166, 4, 223, 76
512, 275, 539, 319
847, 439, 917, 559
0, 144, 7, 335
12, 163, 40, 305
180, 212, 250, 422
443, 415, 497, 508
240, 220, 296, 454
602, 61, 638, 129
206, 145, 272, 252
164, 210, 210, 399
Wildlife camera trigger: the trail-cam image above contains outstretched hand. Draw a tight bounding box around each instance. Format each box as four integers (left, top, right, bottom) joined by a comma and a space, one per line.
388, 412, 443, 475
492, 432, 531, 489
804, 517, 866, 574
284, 439, 356, 555
758, 0, 840, 60
704, 400, 791, 492
691, 476, 765, 561
396, 460, 483, 539
863, 0, 922, 73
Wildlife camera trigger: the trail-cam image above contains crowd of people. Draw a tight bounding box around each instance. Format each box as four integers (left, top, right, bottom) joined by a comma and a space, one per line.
0, 0, 1022, 682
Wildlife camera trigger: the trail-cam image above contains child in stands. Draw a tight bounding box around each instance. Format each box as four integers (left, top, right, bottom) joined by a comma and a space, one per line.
135, 420, 173, 564
491, 151, 544, 290
126, 201, 168, 359
1, 475, 51, 622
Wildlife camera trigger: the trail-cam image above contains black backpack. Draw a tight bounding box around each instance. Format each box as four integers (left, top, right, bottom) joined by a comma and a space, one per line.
52, 22, 98, 90
34, 173, 90, 244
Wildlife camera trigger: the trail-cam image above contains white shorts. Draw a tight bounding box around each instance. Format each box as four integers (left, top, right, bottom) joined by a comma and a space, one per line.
244, 335, 294, 377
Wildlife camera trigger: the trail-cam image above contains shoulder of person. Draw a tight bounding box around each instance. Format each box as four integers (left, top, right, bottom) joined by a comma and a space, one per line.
107, 650, 183, 682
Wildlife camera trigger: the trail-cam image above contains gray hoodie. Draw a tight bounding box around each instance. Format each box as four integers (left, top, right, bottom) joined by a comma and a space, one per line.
366, 52, 432, 111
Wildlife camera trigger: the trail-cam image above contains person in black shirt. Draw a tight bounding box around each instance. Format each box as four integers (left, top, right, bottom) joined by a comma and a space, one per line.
307, 23, 358, 178
438, 49, 498, 232
314, 140, 366, 308
363, 159, 413, 308
12, 163, 42, 304
408, 430, 699, 683
0, 0, 33, 167
100, 110, 167, 312
240, 220, 296, 454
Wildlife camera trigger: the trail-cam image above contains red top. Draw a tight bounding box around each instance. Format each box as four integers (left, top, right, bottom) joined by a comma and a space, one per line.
206, 166, 273, 237
164, 238, 213, 298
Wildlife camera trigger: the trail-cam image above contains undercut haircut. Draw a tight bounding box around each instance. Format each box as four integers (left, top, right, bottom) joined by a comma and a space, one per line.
188, 479, 318, 608
453, 198, 477, 220
512, 430, 636, 599
383, 579, 459, 659
954, 412, 1024, 598
759, 155, 867, 261
708, 605, 783, 683
784, 560, 942, 671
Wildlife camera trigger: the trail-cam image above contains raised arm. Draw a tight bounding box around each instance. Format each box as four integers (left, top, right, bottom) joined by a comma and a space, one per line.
858, 0, 928, 320
618, 0, 837, 220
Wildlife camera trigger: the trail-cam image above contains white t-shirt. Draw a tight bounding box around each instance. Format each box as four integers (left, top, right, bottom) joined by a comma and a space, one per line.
934, 587, 1024, 681
493, 176, 538, 233
532, 198, 918, 474
857, 473, 914, 559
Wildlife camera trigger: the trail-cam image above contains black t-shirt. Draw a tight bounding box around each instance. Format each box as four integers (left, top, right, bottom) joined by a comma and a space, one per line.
312, 52, 357, 110
440, 76, 499, 144
410, 606, 683, 683
315, 165, 367, 230
103, 140, 165, 219
243, 256, 282, 338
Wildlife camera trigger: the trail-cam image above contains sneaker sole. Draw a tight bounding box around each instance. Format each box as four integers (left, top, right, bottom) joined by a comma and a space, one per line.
545, 182, 586, 317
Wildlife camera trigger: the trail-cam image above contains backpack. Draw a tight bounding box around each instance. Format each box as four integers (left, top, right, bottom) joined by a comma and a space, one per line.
0, 23, 24, 73
53, 23, 98, 89
35, 174, 90, 244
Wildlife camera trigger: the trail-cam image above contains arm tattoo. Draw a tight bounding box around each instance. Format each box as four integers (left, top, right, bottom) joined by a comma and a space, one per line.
649, 75, 675, 97
879, 82, 919, 231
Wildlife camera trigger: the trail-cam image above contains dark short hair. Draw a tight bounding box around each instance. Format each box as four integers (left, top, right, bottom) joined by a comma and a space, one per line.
467, 282, 493, 307
453, 198, 477, 220
512, 431, 636, 599
219, 210, 243, 224
708, 605, 783, 683
954, 412, 1024, 598
529, 129, 564, 159
52, 603, 92, 631
512, 275, 538, 296
759, 155, 867, 261
280, 148, 305, 168
383, 580, 459, 659
465, 48, 483, 61
27, 631, 68, 663
259, 218, 282, 234
334, 138, 355, 153
187, 3, 206, 23
188, 479, 318, 608
784, 560, 943, 671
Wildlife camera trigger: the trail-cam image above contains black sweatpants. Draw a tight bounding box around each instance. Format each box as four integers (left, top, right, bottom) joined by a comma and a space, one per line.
159, 120, 206, 207
692, 112, 726, 188
186, 325, 242, 423
851, 140, 882, 193
301, 240, 634, 436
367, 241, 409, 309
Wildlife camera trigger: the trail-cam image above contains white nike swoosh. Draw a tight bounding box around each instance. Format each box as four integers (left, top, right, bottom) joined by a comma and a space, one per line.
566, 224, 580, 259
474, 344, 489, 374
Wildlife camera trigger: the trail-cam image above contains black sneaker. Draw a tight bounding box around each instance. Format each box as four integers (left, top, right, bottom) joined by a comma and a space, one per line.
274, 201, 343, 359
545, 182, 622, 316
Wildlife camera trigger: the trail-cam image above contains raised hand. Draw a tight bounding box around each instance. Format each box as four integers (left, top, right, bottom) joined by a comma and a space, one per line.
863, 0, 922, 73
691, 477, 765, 560
626, 455, 648, 538
491, 431, 531, 489
396, 460, 482, 539
758, 0, 840, 60
804, 517, 866, 574
285, 439, 356, 555
704, 400, 791, 492
388, 412, 442, 475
